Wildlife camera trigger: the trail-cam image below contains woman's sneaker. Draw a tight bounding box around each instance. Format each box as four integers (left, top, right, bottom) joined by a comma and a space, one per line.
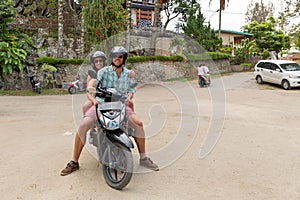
60, 161, 79, 176
139, 157, 159, 171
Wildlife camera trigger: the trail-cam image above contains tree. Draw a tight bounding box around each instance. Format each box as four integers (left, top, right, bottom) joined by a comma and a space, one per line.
280, 0, 300, 19
245, 0, 274, 24
278, 0, 300, 48
82, 0, 127, 47
163, 0, 196, 31
181, 2, 222, 52
209, 0, 230, 37
149, 0, 160, 56
242, 17, 290, 54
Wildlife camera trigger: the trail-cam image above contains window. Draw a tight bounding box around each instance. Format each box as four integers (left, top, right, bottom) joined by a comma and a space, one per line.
269, 63, 280, 71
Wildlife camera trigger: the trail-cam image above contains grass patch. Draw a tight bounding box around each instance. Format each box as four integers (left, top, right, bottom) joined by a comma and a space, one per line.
164, 77, 195, 82
0, 88, 69, 96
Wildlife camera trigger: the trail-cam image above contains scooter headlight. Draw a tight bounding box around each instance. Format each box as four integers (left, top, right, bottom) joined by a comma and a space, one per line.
107, 120, 118, 129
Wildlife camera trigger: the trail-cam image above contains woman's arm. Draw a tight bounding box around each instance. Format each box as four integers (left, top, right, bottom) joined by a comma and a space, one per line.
86, 78, 98, 105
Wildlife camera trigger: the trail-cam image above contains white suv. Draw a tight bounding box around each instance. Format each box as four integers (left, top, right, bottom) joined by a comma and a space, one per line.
254, 60, 300, 90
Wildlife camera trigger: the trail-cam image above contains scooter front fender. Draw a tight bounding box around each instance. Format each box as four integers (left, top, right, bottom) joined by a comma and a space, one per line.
106, 131, 134, 149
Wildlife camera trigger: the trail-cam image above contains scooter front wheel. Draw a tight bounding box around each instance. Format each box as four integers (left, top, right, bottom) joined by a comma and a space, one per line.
68, 86, 76, 95
102, 142, 133, 190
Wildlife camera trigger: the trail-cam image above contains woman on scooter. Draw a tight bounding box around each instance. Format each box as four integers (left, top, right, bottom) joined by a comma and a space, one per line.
82, 51, 107, 115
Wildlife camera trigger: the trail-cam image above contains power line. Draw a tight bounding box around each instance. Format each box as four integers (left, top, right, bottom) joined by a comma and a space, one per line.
203, 9, 244, 15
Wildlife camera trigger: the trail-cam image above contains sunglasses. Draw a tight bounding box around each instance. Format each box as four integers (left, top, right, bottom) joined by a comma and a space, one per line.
113, 55, 124, 59
94, 59, 103, 63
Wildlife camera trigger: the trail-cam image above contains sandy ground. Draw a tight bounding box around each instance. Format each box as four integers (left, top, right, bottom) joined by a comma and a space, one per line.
1, 72, 300, 200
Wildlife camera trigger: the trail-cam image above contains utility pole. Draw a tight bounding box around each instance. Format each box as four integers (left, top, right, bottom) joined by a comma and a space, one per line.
218, 3, 221, 38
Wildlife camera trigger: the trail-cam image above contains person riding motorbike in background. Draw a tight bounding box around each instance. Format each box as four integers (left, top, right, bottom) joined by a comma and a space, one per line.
197, 63, 211, 86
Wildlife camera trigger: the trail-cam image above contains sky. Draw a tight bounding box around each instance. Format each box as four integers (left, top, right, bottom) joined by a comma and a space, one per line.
162, 0, 284, 32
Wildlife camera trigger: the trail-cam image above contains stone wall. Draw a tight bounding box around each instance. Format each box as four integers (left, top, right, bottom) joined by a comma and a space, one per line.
0, 59, 253, 90
127, 59, 252, 84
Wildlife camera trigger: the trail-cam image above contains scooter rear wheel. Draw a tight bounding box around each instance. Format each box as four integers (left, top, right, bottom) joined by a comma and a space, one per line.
198, 79, 205, 87
68, 86, 76, 95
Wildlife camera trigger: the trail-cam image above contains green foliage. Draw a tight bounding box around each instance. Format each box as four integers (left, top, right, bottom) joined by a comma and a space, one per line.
186, 52, 231, 61
0, 88, 68, 96
41, 63, 57, 89
0, 0, 14, 31
36, 57, 84, 65
82, 0, 127, 46
0, 0, 32, 75
242, 17, 290, 53
219, 47, 232, 55
0, 34, 27, 74
180, 2, 222, 52
261, 49, 270, 59
43, 73, 56, 89
240, 63, 252, 67
37, 55, 184, 65
127, 55, 185, 63
232, 49, 248, 65
42, 63, 57, 72
231, 38, 256, 64
208, 52, 232, 60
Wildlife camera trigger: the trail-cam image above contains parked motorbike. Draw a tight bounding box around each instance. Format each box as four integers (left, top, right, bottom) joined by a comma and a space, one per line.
68, 75, 86, 94
198, 74, 211, 87
89, 83, 135, 190
27, 74, 41, 94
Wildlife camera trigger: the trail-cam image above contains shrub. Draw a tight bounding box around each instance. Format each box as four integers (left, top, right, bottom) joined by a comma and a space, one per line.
186, 52, 231, 61
36, 57, 85, 65
127, 55, 185, 63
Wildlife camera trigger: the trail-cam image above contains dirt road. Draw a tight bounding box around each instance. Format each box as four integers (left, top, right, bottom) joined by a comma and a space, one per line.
1, 72, 300, 200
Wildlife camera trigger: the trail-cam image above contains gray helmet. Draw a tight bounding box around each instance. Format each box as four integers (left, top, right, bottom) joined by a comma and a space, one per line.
90, 51, 107, 71
110, 46, 128, 65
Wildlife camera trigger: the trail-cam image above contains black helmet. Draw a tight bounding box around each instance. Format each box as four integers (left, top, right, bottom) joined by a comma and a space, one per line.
110, 46, 128, 65
90, 51, 107, 71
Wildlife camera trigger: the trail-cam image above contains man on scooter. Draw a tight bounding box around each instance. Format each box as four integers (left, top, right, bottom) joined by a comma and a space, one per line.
197, 63, 210, 85
96, 46, 159, 171
60, 46, 158, 176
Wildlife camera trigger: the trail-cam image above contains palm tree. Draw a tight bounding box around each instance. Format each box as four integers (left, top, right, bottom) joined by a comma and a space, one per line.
149, 0, 160, 56
125, 0, 131, 50
209, 0, 229, 37
57, 0, 64, 58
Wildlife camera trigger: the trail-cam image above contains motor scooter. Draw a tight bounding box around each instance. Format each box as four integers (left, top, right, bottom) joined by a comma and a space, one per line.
68, 75, 86, 94
27, 74, 41, 94
198, 74, 211, 87
88, 81, 136, 190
